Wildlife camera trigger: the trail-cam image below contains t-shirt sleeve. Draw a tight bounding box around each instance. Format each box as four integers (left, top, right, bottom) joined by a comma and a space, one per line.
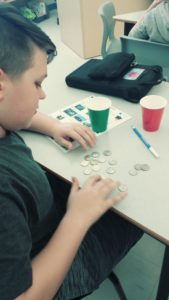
129, 15, 149, 40
0, 183, 33, 300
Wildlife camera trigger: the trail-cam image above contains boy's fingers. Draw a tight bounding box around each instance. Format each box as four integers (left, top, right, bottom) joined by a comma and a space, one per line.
70, 177, 79, 193
59, 137, 72, 150
111, 191, 128, 205
83, 175, 102, 187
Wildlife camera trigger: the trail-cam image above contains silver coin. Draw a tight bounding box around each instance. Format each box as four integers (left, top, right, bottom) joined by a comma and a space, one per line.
91, 151, 100, 158
91, 164, 101, 171
80, 160, 89, 167
108, 159, 117, 166
84, 154, 91, 161
129, 169, 138, 176
83, 168, 92, 175
90, 159, 98, 165
141, 164, 150, 171
103, 150, 112, 156
134, 164, 142, 171
118, 184, 128, 192
106, 167, 116, 174
98, 155, 106, 163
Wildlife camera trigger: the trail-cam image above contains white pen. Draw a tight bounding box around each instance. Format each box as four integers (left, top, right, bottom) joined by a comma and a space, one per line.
132, 126, 159, 159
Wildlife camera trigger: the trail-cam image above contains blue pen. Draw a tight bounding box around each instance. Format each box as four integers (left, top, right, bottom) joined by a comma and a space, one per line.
132, 126, 159, 159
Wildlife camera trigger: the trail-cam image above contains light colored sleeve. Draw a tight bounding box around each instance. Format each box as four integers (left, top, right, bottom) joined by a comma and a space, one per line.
128, 17, 149, 40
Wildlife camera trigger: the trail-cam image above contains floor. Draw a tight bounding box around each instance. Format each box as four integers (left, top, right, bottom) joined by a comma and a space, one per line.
38, 10, 166, 300
84, 234, 165, 300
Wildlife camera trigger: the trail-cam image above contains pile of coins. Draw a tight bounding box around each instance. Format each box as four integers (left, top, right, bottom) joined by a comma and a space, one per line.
80, 151, 150, 177
128, 163, 150, 176
81, 150, 128, 193
80, 150, 151, 193
80, 150, 115, 176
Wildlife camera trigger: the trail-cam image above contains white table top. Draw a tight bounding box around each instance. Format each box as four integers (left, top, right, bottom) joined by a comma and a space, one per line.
19, 17, 169, 245
113, 10, 145, 24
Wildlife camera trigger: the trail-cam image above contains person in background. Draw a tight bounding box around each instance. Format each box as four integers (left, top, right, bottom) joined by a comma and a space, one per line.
0, 4, 143, 300
129, 0, 169, 43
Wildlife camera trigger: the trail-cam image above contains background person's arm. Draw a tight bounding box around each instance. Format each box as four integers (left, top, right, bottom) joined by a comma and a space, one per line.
146, 0, 165, 13
128, 0, 164, 39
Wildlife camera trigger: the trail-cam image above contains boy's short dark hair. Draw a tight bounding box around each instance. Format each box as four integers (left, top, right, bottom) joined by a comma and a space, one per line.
0, 4, 57, 77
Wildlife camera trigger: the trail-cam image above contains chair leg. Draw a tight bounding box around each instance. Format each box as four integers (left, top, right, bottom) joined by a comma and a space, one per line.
108, 271, 128, 300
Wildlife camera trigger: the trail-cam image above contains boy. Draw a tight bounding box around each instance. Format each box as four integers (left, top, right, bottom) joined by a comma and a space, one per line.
0, 4, 142, 300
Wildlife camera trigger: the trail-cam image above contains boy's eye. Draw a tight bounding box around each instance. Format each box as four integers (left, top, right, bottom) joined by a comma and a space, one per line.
35, 82, 42, 88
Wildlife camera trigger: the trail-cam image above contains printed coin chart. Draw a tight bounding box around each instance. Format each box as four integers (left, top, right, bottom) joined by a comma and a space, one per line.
49, 96, 131, 152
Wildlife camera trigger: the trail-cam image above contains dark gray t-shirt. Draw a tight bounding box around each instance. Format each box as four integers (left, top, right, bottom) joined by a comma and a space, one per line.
0, 133, 143, 300
0, 132, 58, 299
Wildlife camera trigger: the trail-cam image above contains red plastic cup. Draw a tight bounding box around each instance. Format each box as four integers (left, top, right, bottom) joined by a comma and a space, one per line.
140, 95, 167, 131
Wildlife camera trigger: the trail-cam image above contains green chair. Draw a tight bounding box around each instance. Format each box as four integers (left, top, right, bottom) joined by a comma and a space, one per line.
73, 271, 128, 300
98, 1, 120, 58
121, 35, 169, 81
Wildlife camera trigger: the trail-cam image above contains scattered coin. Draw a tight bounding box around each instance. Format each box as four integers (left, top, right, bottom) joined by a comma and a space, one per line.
83, 168, 92, 175
84, 154, 91, 161
129, 169, 138, 176
98, 156, 106, 163
141, 164, 150, 171
90, 159, 98, 165
80, 160, 89, 167
118, 184, 128, 192
134, 164, 142, 171
108, 159, 117, 166
103, 150, 112, 156
91, 151, 100, 158
91, 165, 101, 171
106, 167, 116, 174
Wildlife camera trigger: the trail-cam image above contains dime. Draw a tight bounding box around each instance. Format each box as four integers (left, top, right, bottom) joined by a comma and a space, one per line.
80, 160, 89, 167
84, 154, 91, 161
134, 164, 142, 171
108, 159, 117, 166
129, 169, 138, 176
91, 165, 101, 171
98, 156, 106, 163
106, 167, 116, 174
90, 159, 98, 165
83, 168, 92, 175
103, 150, 112, 156
118, 184, 128, 192
141, 164, 150, 171
91, 151, 100, 158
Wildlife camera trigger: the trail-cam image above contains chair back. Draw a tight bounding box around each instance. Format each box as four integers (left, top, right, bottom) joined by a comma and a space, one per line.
98, 1, 120, 58
121, 35, 169, 81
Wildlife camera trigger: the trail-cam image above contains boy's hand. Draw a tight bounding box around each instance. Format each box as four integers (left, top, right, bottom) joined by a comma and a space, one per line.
52, 122, 96, 150
67, 176, 127, 228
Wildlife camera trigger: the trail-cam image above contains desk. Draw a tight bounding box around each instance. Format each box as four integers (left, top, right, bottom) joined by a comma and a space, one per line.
20, 82, 169, 243
20, 84, 169, 299
114, 10, 145, 35
19, 31, 169, 298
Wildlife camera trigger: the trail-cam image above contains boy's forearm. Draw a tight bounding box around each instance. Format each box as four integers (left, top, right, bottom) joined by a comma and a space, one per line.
27, 111, 58, 137
16, 213, 89, 300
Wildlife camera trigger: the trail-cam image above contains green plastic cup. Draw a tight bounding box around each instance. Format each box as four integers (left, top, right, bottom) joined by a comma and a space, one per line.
86, 97, 111, 133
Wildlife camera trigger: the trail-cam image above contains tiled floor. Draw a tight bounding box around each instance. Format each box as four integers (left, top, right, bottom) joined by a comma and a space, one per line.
39, 10, 166, 300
